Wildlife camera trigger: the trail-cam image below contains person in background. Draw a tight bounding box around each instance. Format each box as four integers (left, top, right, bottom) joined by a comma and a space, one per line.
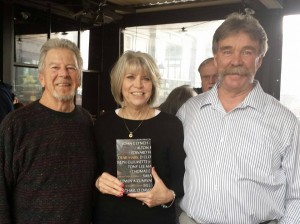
177, 12, 300, 224
159, 85, 197, 115
158, 84, 197, 224
11, 93, 25, 110
0, 38, 97, 224
0, 82, 14, 123
13, 101, 24, 110
93, 50, 185, 224
194, 57, 218, 94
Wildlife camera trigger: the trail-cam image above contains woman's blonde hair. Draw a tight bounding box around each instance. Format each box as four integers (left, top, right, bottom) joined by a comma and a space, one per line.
110, 51, 161, 106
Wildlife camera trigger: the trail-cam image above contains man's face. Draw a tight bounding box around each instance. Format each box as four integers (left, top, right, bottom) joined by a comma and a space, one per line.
214, 31, 262, 92
39, 48, 81, 103
199, 61, 218, 92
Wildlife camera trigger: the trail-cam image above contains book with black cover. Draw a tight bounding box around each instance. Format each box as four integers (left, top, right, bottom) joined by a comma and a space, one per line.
116, 138, 153, 193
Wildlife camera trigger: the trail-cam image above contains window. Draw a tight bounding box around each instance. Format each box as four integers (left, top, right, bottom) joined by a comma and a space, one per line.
123, 20, 223, 106
14, 31, 90, 105
15, 34, 47, 65
14, 34, 47, 104
281, 15, 300, 119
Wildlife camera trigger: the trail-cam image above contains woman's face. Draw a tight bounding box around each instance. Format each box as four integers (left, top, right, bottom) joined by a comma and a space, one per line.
121, 66, 153, 109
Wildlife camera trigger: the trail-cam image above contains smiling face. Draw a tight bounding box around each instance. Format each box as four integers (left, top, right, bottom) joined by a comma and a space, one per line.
214, 31, 262, 92
121, 65, 153, 110
39, 48, 81, 104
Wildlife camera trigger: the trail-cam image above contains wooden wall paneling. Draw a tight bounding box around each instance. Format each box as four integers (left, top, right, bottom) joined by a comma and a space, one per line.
254, 10, 283, 99
0, 1, 3, 82
89, 24, 120, 115
81, 70, 100, 117
1, 2, 14, 84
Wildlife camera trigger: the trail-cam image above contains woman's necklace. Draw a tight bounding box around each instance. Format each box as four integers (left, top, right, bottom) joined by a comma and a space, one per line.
122, 107, 150, 138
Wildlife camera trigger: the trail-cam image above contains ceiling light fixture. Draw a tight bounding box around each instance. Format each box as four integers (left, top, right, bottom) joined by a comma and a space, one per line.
147, 0, 197, 6
94, 12, 104, 26
20, 11, 31, 20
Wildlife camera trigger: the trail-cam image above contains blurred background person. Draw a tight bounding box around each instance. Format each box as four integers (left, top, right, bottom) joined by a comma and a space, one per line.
159, 85, 197, 115
194, 57, 218, 94
159, 84, 197, 224
11, 93, 24, 110
13, 101, 24, 110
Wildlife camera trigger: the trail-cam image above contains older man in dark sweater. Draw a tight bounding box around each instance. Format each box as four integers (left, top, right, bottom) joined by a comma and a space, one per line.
0, 39, 97, 224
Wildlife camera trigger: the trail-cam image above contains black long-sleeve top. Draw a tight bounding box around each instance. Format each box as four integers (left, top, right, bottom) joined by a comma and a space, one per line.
93, 110, 185, 224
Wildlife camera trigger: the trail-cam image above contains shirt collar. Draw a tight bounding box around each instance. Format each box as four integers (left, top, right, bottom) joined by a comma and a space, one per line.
241, 80, 266, 113
198, 80, 266, 114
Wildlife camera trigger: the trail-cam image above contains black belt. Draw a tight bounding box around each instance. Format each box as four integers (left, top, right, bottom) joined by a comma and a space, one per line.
260, 221, 276, 224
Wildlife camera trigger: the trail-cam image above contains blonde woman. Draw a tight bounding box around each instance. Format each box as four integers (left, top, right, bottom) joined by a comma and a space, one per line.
94, 51, 185, 224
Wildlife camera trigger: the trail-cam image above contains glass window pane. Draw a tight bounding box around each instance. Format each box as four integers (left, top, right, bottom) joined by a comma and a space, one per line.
281, 15, 300, 119
14, 66, 42, 105
80, 30, 90, 70
123, 20, 223, 106
50, 31, 78, 45
15, 34, 47, 64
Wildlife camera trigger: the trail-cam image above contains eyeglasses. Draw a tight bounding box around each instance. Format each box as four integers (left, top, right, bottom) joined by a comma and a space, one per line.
201, 74, 218, 81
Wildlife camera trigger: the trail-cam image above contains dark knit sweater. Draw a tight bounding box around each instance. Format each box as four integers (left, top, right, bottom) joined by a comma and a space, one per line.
0, 101, 97, 224
93, 110, 185, 224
